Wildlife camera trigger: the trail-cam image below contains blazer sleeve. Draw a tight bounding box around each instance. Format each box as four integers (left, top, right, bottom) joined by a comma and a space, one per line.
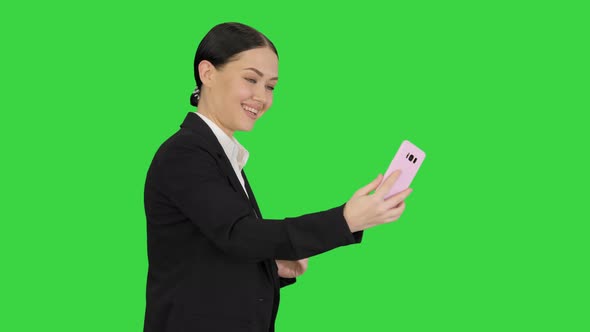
279, 277, 296, 288
353, 230, 363, 243
155, 142, 359, 263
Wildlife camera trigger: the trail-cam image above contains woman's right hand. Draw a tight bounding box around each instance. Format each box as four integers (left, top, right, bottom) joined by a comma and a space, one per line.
343, 170, 413, 233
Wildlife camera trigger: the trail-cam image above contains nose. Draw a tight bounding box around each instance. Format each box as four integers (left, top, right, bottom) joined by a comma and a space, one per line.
253, 85, 266, 105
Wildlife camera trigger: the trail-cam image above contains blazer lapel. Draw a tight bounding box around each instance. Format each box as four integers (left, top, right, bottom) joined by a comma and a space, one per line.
179, 112, 250, 203
180, 112, 277, 285
242, 170, 262, 218
242, 170, 279, 288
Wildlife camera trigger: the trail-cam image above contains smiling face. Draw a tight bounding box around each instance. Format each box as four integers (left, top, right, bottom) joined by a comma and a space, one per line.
197, 47, 279, 138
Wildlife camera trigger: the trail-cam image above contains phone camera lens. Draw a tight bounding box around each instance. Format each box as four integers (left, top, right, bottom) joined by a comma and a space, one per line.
409, 154, 414, 162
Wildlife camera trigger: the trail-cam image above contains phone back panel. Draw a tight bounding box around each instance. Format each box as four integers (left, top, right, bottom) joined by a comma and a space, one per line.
377, 140, 426, 200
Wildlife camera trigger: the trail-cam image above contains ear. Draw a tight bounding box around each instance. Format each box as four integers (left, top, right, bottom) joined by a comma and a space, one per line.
198, 60, 217, 88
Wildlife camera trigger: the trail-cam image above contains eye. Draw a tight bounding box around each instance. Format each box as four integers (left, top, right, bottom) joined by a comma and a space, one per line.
245, 78, 257, 84
266, 85, 275, 91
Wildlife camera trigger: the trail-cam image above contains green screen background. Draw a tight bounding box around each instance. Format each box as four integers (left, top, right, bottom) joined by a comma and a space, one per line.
1, 0, 588, 331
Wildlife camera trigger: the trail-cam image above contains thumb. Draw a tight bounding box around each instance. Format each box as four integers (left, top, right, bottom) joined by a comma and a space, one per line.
353, 174, 383, 198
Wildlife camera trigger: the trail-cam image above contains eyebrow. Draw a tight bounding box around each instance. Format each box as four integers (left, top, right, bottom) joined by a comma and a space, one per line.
244, 67, 278, 81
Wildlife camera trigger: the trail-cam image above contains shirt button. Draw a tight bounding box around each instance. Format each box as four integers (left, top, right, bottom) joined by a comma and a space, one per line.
258, 298, 265, 302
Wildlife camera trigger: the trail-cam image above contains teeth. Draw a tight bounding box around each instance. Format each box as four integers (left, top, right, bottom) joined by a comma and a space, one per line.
242, 105, 259, 114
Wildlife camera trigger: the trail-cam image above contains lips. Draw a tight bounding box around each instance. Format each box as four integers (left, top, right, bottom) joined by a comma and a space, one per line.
242, 106, 258, 120
242, 104, 260, 114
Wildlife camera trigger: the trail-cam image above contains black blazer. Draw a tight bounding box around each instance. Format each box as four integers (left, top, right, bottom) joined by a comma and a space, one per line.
143, 112, 363, 332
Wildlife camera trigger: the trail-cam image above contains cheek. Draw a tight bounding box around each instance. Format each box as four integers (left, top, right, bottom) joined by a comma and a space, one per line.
222, 79, 249, 104
234, 81, 253, 101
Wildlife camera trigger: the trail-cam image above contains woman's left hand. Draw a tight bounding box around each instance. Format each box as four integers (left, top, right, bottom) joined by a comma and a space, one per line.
275, 258, 309, 278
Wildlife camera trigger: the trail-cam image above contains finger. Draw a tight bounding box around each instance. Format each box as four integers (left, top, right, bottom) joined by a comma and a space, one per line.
354, 174, 383, 198
384, 188, 413, 209
375, 170, 401, 198
385, 200, 406, 222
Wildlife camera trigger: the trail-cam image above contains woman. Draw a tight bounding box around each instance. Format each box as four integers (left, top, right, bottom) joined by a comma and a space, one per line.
143, 22, 413, 332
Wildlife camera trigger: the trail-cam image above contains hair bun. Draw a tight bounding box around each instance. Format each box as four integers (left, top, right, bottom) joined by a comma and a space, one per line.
190, 93, 199, 107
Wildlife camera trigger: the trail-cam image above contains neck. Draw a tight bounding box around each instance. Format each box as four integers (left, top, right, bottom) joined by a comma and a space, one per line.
196, 100, 234, 138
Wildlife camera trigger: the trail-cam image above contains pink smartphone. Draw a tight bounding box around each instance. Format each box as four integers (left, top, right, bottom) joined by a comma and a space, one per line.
376, 140, 426, 200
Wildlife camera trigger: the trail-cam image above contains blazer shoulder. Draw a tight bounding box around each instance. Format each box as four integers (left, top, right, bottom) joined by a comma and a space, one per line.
157, 128, 219, 157
152, 112, 221, 161
146, 130, 222, 181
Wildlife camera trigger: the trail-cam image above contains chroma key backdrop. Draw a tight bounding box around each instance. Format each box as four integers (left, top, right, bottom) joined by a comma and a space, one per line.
1, 0, 588, 331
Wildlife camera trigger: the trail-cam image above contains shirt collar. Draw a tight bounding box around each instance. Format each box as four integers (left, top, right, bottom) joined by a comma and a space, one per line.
194, 112, 249, 170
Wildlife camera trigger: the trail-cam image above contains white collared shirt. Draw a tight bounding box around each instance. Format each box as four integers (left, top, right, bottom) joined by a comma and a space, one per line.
195, 112, 250, 199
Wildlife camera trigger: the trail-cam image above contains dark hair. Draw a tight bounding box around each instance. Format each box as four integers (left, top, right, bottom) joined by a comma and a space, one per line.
190, 22, 279, 107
